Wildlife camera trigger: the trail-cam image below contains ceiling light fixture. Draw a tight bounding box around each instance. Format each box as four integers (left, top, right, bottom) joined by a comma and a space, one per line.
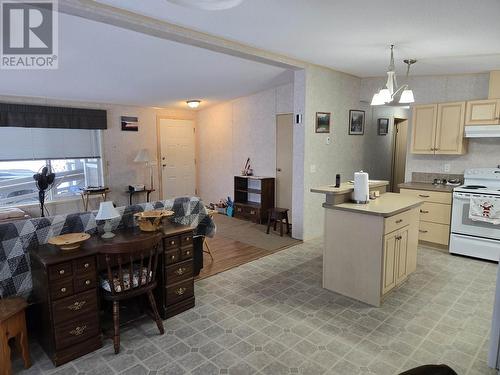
371, 45, 417, 106
186, 100, 201, 109
166, 0, 245, 10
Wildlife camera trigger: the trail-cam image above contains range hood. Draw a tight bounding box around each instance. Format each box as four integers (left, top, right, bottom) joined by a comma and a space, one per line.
465, 125, 500, 138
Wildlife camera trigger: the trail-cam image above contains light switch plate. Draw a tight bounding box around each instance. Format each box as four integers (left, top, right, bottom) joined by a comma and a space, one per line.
326, 136, 331, 145
310, 165, 316, 173
444, 163, 451, 172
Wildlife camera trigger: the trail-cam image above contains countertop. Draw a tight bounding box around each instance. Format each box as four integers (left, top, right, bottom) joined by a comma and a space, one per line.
398, 182, 456, 193
311, 180, 389, 195
328, 192, 423, 217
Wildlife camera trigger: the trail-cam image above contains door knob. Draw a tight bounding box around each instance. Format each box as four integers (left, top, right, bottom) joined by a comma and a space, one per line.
162, 157, 166, 160
276, 168, 282, 172
162, 164, 167, 167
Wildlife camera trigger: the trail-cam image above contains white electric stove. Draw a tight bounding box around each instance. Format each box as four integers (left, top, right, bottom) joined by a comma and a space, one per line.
450, 168, 500, 261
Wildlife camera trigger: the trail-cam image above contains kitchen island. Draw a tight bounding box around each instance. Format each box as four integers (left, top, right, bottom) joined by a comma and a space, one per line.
311, 180, 389, 207
313, 191, 423, 306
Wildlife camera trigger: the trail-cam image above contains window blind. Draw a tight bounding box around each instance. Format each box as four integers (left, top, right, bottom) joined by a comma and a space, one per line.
0, 103, 107, 130
0, 127, 101, 160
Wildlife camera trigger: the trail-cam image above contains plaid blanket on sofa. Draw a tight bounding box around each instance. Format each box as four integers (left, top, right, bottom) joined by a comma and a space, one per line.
0, 196, 214, 298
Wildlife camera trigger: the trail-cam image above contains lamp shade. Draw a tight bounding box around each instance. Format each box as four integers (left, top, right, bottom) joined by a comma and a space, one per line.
370, 93, 385, 106
399, 89, 415, 104
134, 149, 151, 163
95, 202, 120, 221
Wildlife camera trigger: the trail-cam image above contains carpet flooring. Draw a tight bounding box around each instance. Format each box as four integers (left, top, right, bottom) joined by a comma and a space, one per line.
14, 240, 497, 375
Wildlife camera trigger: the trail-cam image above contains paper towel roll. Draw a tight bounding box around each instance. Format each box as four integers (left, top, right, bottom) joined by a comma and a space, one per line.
353, 171, 369, 203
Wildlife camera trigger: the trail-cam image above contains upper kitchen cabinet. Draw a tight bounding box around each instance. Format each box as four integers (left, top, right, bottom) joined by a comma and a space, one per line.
465, 99, 500, 125
411, 102, 467, 155
435, 102, 466, 154
411, 104, 437, 154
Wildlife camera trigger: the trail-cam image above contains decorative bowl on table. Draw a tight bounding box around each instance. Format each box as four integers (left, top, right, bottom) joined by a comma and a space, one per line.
48, 233, 91, 251
134, 210, 174, 232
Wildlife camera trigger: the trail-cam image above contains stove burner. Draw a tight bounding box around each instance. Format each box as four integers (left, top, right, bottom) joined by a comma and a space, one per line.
462, 185, 487, 189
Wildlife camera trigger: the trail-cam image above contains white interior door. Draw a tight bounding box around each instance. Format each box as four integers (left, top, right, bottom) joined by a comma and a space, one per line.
159, 118, 196, 199
276, 114, 293, 220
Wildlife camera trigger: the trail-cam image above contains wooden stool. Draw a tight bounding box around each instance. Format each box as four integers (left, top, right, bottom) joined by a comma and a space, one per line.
266, 208, 290, 237
0, 297, 31, 375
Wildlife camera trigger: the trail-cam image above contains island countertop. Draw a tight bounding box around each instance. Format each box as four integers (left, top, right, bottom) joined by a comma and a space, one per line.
311, 180, 389, 195
328, 192, 423, 217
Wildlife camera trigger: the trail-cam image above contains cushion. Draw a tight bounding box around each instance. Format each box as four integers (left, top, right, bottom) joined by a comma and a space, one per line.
0, 208, 28, 221
100, 265, 152, 293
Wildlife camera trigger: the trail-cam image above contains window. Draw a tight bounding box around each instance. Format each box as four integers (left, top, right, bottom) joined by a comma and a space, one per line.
0, 127, 103, 207
0, 158, 103, 206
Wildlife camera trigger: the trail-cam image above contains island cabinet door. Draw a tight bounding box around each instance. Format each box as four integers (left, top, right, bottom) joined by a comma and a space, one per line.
382, 232, 398, 295
395, 229, 409, 285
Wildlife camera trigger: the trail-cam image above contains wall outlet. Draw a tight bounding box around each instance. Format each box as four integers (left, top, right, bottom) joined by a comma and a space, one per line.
444, 163, 451, 172
310, 164, 317, 173
326, 136, 331, 145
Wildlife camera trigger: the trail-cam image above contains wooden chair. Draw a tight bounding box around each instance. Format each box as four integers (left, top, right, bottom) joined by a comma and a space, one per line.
266, 208, 290, 237
99, 232, 164, 354
0, 297, 30, 375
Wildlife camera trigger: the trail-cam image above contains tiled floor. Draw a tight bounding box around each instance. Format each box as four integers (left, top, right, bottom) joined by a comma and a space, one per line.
14, 239, 498, 375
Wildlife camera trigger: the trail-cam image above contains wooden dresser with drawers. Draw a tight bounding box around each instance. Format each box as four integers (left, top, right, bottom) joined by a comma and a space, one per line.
156, 224, 196, 319
30, 245, 102, 366
30, 223, 196, 366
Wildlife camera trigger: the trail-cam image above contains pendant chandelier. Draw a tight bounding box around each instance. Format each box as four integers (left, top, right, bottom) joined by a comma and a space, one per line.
166, 0, 245, 10
371, 45, 416, 106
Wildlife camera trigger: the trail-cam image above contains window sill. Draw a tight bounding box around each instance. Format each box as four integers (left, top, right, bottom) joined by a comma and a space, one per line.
3, 195, 100, 211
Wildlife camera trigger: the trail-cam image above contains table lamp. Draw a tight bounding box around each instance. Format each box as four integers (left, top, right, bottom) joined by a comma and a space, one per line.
95, 202, 120, 239
134, 149, 154, 190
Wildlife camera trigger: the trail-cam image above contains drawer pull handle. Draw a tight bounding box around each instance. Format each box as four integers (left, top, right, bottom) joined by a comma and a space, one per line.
70, 325, 87, 336
68, 301, 87, 311
250, 210, 255, 215
175, 267, 187, 276
419, 194, 430, 198
171, 255, 176, 260
59, 269, 65, 275
186, 251, 190, 256
175, 287, 187, 296
60, 287, 67, 293
395, 219, 403, 224
84, 263, 90, 269
170, 241, 175, 245
185, 237, 190, 241
85, 280, 91, 285
396, 235, 402, 240
420, 210, 429, 214
419, 230, 428, 233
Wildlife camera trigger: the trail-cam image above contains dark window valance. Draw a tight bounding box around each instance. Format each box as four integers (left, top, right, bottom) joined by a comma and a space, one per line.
0, 103, 107, 130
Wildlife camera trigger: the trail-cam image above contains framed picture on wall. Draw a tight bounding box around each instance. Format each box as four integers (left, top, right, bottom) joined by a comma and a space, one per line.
315, 112, 331, 133
378, 118, 389, 135
121, 116, 139, 131
349, 110, 365, 135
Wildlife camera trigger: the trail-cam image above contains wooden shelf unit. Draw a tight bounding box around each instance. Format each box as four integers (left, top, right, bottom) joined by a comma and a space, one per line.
234, 176, 275, 224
